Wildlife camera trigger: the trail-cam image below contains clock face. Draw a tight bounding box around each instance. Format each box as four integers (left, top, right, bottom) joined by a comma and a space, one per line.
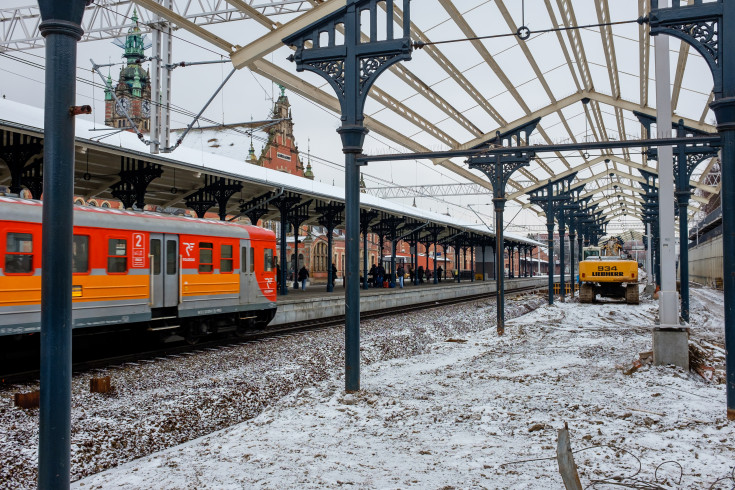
141, 99, 151, 118
115, 97, 131, 115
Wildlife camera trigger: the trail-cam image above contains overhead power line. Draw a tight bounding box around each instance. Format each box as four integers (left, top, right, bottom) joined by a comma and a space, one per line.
414, 18, 644, 49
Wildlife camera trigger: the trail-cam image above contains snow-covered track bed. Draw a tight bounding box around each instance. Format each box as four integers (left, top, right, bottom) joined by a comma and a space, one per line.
0, 293, 541, 488
0, 285, 540, 385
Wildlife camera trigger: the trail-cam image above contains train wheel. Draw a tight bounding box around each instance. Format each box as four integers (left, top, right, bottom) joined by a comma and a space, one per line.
235, 318, 254, 338
184, 321, 205, 345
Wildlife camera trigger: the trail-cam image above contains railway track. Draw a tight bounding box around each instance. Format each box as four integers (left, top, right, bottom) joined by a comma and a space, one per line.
0, 285, 543, 385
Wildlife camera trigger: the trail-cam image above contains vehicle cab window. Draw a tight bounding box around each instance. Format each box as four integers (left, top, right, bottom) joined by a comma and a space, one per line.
199, 242, 213, 273
72, 235, 90, 273
264, 248, 274, 272
107, 238, 128, 273
221, 244, 233, 273
5, 232, 33, 274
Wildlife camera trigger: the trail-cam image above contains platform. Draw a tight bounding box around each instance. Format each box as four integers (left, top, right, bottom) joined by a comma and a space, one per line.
271, 276, 558, 325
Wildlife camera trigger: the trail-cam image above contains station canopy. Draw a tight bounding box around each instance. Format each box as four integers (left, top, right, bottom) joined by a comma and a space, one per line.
0, 0, 721, 232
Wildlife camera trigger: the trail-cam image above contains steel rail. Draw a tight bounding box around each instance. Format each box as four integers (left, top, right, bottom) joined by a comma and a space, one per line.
0, 284, 542, 384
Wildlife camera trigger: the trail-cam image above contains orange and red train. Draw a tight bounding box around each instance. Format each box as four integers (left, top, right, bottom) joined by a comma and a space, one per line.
0, 197, 277, 342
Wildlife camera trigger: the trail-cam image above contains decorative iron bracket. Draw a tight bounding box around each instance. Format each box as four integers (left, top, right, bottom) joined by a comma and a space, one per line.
240, 191, 273, 225
283, 0, 412, 127
111, 157, 163, 209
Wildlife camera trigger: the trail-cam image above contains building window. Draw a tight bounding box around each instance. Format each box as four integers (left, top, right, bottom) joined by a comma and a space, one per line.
199, 242, 213, 273
5, 232, 33, 274
72, 235, 89, 274
107, 238, 127, 273
221, 244, 233, 273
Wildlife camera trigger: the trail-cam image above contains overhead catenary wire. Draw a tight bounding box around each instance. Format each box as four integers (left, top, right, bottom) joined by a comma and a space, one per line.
413, 18, 644, 49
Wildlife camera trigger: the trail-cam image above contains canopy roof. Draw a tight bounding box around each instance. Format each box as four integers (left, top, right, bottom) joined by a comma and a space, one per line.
0, 0, 721, 231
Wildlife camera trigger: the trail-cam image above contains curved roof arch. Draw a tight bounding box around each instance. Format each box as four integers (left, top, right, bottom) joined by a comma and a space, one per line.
0, 0, 720, 232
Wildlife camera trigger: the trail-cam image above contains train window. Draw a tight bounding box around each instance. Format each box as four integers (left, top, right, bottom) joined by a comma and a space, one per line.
166, 240, 177, 275
199, 242, 213, 273
241, 247, 247, 274
221, 244, 233, 273
107, 238, 128, 273
5, 232, 33, 274
264, 248, 274, 272
151, 239, 162, 275
72, 235, 89, 273
250, 248, 255, 273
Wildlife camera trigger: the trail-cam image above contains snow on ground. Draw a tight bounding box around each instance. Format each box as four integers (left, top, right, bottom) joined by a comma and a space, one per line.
64, 289, 733, 490
0, 293, 540, 488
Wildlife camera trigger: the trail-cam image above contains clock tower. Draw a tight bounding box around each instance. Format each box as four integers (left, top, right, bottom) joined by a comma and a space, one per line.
104, 10, 151, 133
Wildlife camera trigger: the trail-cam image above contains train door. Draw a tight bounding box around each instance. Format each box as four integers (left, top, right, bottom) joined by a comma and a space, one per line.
150, 233, 180, 309
240, 239, 257, 304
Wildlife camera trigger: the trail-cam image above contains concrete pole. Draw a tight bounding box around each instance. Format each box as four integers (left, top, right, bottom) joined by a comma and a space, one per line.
654, 11, 679, 325
653, 5, 686, 368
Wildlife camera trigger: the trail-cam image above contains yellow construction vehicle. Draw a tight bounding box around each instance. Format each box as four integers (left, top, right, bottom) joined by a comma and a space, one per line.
578, 246, 639, 304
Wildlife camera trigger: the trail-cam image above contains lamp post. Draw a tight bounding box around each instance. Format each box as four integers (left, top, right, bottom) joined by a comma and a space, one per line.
528, 173, 578, 305
37, 1, 89, 486
467, 119, 539, 335
284, 0, 411, 391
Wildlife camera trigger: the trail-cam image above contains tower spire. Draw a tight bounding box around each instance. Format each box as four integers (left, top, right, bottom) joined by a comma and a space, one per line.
304, 138, 314, 180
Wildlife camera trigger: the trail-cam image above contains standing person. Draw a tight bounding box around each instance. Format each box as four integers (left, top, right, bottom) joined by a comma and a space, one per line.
376, 263, 385, 288
409, 265, 414, 284
298, 265, 309, 291
418, 265, 424, 284
437, 265, 443, 283
397, 263, 405, 289
369, 264, 377, 288
331, 263, 338, 287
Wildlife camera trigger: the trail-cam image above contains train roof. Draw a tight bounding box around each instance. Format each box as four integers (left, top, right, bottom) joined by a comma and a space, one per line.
0, 197, 275, 240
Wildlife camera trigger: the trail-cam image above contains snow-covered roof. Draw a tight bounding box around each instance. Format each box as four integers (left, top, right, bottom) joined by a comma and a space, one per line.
0, 99, 540, 247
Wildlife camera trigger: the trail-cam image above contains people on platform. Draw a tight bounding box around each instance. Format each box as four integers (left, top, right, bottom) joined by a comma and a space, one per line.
437, 265, 443, 282
409, 265, 415, 284
331, 263, 338, 287
369, 264, 376, 288
298, 266, 309, 291
376, 264, 385, 288
418, 265, 424, 284
397, 264, 405, 289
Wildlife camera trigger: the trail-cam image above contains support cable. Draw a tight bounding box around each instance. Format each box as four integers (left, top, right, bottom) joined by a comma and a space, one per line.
167, 67, 237, 152
413, 18, 643, 49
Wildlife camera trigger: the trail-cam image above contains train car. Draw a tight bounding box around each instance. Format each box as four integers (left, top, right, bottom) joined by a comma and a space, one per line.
0, 197, 277, 343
